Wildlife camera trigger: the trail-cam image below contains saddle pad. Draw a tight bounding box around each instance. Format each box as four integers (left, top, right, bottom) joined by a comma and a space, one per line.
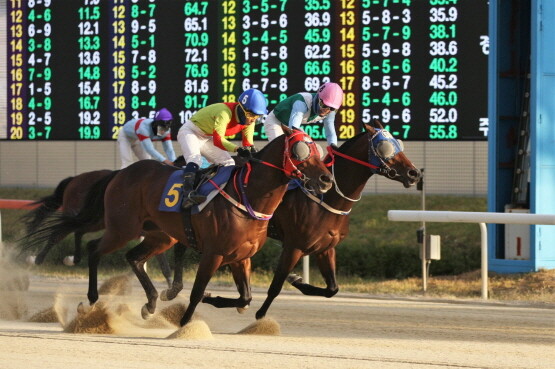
158, 166, 235, 213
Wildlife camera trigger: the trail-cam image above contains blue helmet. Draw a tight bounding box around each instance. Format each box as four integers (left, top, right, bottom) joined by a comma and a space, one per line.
238, 88, 268, 115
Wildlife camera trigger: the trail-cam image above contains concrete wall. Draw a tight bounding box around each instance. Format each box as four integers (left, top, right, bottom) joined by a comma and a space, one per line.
0, 140, 487, 195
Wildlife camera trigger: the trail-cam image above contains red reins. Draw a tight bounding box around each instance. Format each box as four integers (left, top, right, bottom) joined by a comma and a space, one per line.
325, 145, 379, 170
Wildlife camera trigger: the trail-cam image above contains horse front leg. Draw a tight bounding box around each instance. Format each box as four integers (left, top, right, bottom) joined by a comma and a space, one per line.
180, 254, 223, 326
289, 248, 339, 298
202, 258, 252, 313
255, 247, 303, 320
160, 242, 186, 301
155, 253, 172, 288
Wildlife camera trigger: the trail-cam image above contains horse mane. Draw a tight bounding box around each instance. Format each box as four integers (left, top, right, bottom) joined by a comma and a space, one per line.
19, 175, 74, 235
337, 130, 367, 152
19, 170, 120, 253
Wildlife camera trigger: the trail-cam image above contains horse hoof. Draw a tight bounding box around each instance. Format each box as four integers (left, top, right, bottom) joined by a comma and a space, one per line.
63, 256, 75, 266
286, 273, 302, 285
77, 302, 90, 315
236, 305, 249, 314
26, 255, 36, 265
141, 304, 153, 320
160, 289, 172, 301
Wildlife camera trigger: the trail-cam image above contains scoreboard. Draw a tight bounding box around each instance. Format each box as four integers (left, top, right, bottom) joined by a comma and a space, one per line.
5, 0, 489, 141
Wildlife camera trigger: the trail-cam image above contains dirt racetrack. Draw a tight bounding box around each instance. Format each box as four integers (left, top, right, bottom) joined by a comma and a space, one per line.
0, 275, 553, 369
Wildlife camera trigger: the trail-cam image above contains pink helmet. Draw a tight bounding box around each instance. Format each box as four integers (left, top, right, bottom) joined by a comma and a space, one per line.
317, 82, 343, 109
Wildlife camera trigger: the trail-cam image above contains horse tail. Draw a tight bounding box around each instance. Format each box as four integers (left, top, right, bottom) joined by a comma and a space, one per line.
19, 171, 120, 253
20, 176, 74, 234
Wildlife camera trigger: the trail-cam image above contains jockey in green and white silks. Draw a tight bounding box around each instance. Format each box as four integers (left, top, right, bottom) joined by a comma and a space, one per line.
117, 108, 176, 169
263, 82, 344, 146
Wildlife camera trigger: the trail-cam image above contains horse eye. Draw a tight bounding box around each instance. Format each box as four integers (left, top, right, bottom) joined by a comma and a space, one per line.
376, 141, 395, 159
291, 141, 311, 161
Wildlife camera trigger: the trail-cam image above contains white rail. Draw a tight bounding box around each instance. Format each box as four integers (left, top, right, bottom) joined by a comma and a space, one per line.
387, 210, 555, 300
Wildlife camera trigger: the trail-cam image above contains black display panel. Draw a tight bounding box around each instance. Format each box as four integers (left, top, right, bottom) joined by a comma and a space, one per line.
5, 0, 488, 141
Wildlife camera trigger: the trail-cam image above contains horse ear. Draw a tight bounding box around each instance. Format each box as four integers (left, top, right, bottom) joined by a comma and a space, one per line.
281, 124, 293, 136
373, 119, 384, 129
364, 123, 376, 135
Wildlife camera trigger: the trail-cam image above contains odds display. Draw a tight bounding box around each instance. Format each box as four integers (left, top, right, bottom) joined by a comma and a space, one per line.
5, 0, 488, 141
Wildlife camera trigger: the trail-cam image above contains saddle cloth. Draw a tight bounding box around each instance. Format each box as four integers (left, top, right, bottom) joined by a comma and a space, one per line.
158, 166, 235, 214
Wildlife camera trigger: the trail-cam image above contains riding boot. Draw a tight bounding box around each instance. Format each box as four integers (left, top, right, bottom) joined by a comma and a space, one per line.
181, 163, 207, 209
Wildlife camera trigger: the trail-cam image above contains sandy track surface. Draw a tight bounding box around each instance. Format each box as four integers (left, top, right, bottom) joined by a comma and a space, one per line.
0, 275, 553, 369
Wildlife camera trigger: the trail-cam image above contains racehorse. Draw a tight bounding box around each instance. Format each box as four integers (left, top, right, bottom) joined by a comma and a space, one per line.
20, 157, 188, 286
24, 127, 333, 326
161, 121, 420, 318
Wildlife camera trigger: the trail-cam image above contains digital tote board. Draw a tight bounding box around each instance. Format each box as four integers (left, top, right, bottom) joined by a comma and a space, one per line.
5, 0, 488, 141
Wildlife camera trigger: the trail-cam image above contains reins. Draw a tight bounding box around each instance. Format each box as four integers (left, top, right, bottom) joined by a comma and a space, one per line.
213, 131, 317, 220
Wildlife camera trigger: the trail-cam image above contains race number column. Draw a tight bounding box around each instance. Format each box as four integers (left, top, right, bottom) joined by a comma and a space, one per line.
111, 0, 126, 139
7, 0, 25, 140
337, 0, 357, 139
221, 0, 237, 103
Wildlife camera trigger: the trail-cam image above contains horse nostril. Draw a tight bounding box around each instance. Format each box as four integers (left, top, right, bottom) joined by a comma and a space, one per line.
408, 169, 420, 179
321, 175, 333, 184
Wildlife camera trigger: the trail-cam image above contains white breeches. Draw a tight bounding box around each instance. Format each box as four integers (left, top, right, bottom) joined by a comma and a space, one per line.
263, 112, 285, 142
117, 133, 151, 169
177, 120, 235, 167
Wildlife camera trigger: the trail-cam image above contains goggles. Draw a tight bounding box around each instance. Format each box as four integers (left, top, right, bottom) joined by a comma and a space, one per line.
318, 99, 336, 111
239, 104, 263, 120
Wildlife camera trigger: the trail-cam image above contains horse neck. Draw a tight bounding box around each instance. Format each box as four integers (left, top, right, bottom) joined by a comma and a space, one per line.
234, 140, 290, 216
325, 138, 374, 208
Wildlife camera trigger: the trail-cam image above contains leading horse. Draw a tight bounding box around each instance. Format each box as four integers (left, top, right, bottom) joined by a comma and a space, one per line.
25, 127, 333, 326
161, 120, 420, 319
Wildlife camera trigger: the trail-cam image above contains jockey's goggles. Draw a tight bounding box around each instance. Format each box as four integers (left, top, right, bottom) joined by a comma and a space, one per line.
239, 103, 263, 120
318, 99, 336, 111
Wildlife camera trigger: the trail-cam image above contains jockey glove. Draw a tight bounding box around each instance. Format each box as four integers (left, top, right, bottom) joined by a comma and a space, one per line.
237, 146, 253, 158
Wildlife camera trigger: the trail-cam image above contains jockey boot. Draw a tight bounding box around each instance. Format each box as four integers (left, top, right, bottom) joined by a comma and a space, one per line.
181, 163, 207, 209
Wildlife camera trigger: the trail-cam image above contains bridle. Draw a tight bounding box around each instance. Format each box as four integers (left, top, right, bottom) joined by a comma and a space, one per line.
325, 129, 403, 202
211, 130, 321, 220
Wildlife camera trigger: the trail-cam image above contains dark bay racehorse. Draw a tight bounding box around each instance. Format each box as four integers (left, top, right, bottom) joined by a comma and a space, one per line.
25, 127, 333, 326
20, 159, 188, 287
161, 121, 420, 318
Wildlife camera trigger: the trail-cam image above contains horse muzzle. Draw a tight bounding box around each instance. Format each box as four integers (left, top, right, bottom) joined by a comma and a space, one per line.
308, 173, 333, 194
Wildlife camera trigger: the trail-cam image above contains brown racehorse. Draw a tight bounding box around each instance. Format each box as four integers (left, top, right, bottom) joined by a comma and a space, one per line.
24, 127, 333, 326
20, 158, 188, 287
161, 121, 420, 318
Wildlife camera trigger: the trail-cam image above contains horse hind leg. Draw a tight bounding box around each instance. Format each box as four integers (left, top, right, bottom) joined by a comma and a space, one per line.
202, 258, 252, 313
289, 249, 339, 298
126, 237, 168, 319
155, 253, 172, 289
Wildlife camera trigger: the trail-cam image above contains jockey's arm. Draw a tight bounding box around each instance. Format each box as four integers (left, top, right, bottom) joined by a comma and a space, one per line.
323, 111, 338, 146
140, 138, 166, 162
241, 121, 255, 147
161, 136, 177, 162
287, 100, 308, 130
212, 111, 237, 152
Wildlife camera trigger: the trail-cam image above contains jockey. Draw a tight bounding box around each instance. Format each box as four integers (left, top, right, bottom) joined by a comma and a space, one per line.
263, 82, 343, 146
117, 108, 176, 169
177, 88, 268, 208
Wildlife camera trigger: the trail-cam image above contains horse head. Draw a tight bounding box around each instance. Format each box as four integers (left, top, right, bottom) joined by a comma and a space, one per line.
278, 125, 333, 194
364, 120, 421, 188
